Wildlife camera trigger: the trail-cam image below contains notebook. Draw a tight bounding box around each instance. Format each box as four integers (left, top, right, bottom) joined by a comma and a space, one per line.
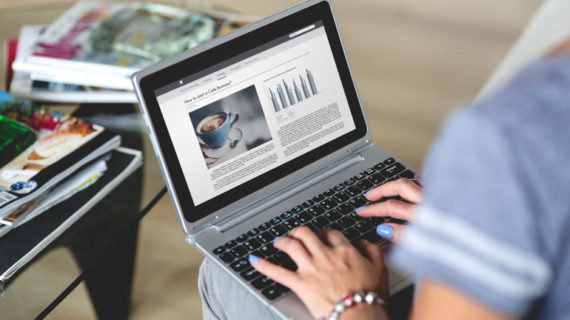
132, 1, 414, 318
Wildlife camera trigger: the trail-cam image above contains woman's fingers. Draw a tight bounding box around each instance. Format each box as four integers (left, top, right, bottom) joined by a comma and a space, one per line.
249, 255, 300, 289
287, 226, 327, 257
273, 234, 313, 266
376, 223, 406, 243
364, 178, 423, 203
320, 229, 350, 247
359, 240, 384, 265
356, 198, 416, 220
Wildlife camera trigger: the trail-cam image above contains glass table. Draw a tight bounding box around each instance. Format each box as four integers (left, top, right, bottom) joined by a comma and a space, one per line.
0, 4, 167, 319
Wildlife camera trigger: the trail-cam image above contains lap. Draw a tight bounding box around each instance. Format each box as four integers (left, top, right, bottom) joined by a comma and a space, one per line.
198, 257, 282, 320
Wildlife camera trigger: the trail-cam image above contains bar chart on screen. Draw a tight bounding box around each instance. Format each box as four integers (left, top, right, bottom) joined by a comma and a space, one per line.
265, 68, 318, 112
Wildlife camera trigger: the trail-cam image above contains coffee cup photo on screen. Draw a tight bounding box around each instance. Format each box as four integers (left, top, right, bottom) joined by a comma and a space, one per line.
189, 85, 272, 169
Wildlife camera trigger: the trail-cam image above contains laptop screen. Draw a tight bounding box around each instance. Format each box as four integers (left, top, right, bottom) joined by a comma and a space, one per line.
137, 1, 368, 223
155, 21, 356, 206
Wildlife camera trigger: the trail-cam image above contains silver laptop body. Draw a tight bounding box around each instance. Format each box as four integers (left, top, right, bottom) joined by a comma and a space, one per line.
132, 1, 412, 318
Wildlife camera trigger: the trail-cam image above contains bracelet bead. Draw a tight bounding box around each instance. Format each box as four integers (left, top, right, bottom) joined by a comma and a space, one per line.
317, 291, 386, 320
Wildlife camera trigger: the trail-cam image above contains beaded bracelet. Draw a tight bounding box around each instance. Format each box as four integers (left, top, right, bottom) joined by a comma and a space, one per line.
317, 291, 386, 320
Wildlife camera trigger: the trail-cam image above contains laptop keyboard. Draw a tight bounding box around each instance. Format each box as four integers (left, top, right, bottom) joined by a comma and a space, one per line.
212, 158, 415, 301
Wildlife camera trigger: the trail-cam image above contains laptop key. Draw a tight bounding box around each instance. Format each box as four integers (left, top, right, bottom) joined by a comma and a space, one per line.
224, 240, 237, 249
236, 234, 248, 243
346, 186, 361, 197
333, 192, 350, 203
282, 219, 295, 230
256, 232, 273, 244
364, 168, 375, 175
323, 189, 335, 197
270, 217, 282, 225
357, 179, 373, 191
213, 246, 225, 255
312, 194, 325, 203
369, 173, 385, 185
280, 211, 293, 219
252, 276, 274, 290
241, 267, 261, 281
327, 222, 344, 231
354, 173, 366, 180
261, 286, 282, 300
338, 203, 353, 214
311, 217, 328, 229
297, 211, 312, 224
302, 200, 314, 208
324, 209, 341, 221
342, 228, 359, 240
269, 225, 287, 237
338, 216, 356, 228
307, 204, 325, 216
350, 212, 364, 221
384, 157, 396, 165
399, 169, 415, 179
243, 239, 261, 251
361, 229, 387, 245
275, 283, 291, 293
321, 198, 337, 210
349, 196, 366, 208
259, 244, 277, 256
291, 206, 303, 214
230, 245, 248, 258
334, 183, 345, 191
373, 162, 386, 170
247, 228, 260, 237
380, 163, 405, 178
344, 178, 356, 186
219, 252, 234, 263
230, 258, 250, 272
354, 220, 372, 233
259, 223, 271, 231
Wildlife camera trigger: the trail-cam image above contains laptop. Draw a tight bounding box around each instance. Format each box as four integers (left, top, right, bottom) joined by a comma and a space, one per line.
132, 1, 413, 318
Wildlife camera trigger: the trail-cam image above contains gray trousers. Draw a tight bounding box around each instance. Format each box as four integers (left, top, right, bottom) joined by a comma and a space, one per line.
199, 257, 283, 320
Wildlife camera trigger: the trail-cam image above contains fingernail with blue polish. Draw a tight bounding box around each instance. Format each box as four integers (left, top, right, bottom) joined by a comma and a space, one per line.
273, 237, 279, 244
249, 254, 260, 264
414, 174, 423, 179
355, 206, 366, 212
376, 224, 393, 239
364, 189, 373, 197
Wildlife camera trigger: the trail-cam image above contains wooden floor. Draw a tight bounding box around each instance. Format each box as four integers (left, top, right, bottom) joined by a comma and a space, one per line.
44, 0, 541, 319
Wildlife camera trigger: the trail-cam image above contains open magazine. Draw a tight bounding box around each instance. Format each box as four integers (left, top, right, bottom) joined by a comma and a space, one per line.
10, 2, 255, 91
0, 95, 120, 223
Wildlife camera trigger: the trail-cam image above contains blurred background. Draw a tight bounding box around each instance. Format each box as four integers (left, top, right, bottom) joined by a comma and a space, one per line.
0, 0, 542, 318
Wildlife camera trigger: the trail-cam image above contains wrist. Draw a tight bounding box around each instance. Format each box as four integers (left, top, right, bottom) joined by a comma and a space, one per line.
318, 291, 387, 320
339, 303, 387, 320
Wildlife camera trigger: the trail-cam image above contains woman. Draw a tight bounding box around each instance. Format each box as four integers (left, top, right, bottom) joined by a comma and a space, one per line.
200, 39, 570, 320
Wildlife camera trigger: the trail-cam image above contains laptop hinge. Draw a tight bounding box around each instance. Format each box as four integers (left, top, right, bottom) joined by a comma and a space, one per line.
213, 152, 366, 233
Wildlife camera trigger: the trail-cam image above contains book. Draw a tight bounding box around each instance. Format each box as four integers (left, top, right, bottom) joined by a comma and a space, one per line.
9, 26, 137, 103
0, 94, 121, 221
0, 147, 142, 289
12, 2, 217, 90
0, 155, 108, 228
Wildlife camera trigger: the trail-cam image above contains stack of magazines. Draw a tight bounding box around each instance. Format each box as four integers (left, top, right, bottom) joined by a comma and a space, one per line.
7, 2, 255, 103
0, 91, 140, 238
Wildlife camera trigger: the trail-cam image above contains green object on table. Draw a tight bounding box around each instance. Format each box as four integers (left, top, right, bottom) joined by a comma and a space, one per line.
0, 115, 37, 169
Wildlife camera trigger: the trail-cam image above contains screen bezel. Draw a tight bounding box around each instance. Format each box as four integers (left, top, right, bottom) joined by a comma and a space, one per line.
138, 1, 367, 223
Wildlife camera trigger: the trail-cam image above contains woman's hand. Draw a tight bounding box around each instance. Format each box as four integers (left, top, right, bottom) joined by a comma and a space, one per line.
250, 226, 389, 319
356, 177, 423, 242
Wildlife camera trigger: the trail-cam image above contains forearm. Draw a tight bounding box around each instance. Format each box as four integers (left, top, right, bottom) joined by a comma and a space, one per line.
339, 303, 389, 320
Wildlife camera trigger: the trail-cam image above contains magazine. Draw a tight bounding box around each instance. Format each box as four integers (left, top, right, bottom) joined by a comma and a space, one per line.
9, 26, 137, 103
0, 147, 143, 289
11, 3, 257, 90
12, 2, 217, 90
0, 94, 121, 219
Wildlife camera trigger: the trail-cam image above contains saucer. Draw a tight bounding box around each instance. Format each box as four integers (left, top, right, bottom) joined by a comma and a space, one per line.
204, 127, 243, 159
